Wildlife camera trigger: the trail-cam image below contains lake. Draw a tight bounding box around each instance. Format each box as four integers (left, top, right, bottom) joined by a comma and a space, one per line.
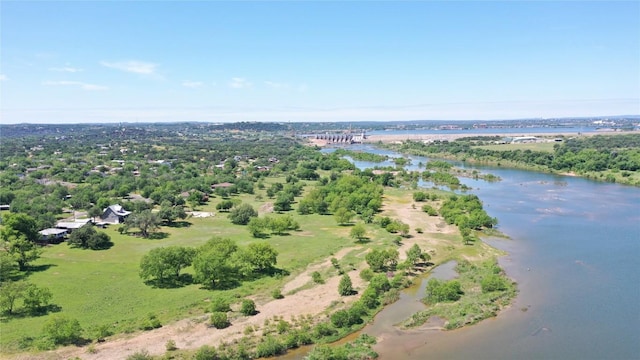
316, 145, 640, 359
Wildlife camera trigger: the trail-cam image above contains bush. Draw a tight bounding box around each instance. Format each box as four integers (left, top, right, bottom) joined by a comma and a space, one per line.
194, 345, 219, 360
41, 315, 83, 345
165, 339, 177, 351
255, 336, 286, 358
425, 279, 463, 303
481, 274, 508, 293
422, 204, 438, 216
240, 299, 257, 316
210, 312, 230, 329
313, 322, 337, 339
271, 289, 284, 299
127, 350, 153, 360
311, 271, 324, 284
330, 310, 350, 328
140, 313, 162, 330
338, 274, 354, 296
360, 268, 374, 281
413, 191, 427, 201
210, 297, 231, 312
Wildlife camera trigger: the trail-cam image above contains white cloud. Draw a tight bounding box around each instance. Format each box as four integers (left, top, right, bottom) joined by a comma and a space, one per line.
264, 81, 289, 89
100, 60, 158, 75
42, 80, 108, 91
49, 66, 83, 73
229, 77, 253, 89
0, 74, 7, 81
182, 81, 204, 88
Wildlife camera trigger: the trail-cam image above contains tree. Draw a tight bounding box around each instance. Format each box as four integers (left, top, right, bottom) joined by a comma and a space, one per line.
1, 213, 39, 243
126, 210, 161, 238
88, 206, 103, 222
228, 203, 258, 225
139, 246, 196, 284
334, 207, 355, 225
193, 237, 239, 289
42, 315, 83, 345
23, 283, 53, 314
216, 200, 234, 212
68, 225, 112, 250
350, 223, 367, 242
406, 244, 423, 265
338, 274, 354, 296
0, 281, 28, 314
1, 213, 41, 270
273, 193, 292, 212
0, 252, 18, 282
247, 217, 269, 238
237, 242, 278, 276
158, 201, 187, 224
2, 236, 41, 271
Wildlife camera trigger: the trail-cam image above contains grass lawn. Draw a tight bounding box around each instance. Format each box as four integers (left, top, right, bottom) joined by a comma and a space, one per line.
0, 187, 382, 352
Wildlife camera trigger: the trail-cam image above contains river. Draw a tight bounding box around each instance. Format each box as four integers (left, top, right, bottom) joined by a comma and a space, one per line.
310, 144, 640, 359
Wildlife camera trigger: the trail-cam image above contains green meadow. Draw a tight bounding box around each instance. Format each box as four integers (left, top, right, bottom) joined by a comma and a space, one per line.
1, 189, 401, 352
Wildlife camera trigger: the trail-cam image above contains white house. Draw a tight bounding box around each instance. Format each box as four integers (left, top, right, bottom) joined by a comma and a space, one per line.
100, 204, 131, 224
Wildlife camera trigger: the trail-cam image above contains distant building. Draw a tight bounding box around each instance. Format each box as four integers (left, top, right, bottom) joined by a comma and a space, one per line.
511, 136, 539, 143
55, 219, 92, 232
39, 228, 69, 242
100, 204, 131, 224
211, 182, 234, 190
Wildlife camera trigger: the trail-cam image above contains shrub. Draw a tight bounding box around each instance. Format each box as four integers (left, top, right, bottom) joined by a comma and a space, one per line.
127, 350, 153, 360
210, 297, 231, 313
311, 271, 324, 284
210, 312, 230, 329
240, 299, 257, 316
369, 274, 391, 294
41, 315, 83, 345
194, 345, 219, 360
140, 313, 162, 330
313, 322, 337, 338
330, 310, 350, 328
413, 191, 427, 201
481, 274, 508, 293
338, 274, 354, 296
425, 279, 463, 303
271, 289, 284, 299
360, 268, 374, 281
255, 336, 286, 358
422, 204, 438, 216
165, 339, 177, 351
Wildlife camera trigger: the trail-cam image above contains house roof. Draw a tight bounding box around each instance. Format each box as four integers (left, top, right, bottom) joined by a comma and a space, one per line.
39, 228, 68, 236
56, 219, 92, 229
105, 204, 131, 216
211, 182, 234, 188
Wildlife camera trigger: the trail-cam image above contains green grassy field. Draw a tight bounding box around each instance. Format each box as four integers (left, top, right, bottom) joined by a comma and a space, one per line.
0, 183, 398, 353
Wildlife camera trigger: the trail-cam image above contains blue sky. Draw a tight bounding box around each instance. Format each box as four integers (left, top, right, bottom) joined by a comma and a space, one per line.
1, 1, 639, 124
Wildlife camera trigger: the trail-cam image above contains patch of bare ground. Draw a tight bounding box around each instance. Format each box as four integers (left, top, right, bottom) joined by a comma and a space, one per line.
19, 248, 366, 360
381, 195, 458, 261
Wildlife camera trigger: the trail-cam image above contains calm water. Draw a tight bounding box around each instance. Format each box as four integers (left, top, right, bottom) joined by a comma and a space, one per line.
314, 145, 640, 360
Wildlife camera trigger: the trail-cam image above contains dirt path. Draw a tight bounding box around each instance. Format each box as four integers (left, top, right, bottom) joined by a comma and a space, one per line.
19, 248, 365, 360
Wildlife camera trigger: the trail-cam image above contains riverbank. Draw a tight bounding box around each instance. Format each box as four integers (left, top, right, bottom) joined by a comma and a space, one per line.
363, 129, 635, 144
